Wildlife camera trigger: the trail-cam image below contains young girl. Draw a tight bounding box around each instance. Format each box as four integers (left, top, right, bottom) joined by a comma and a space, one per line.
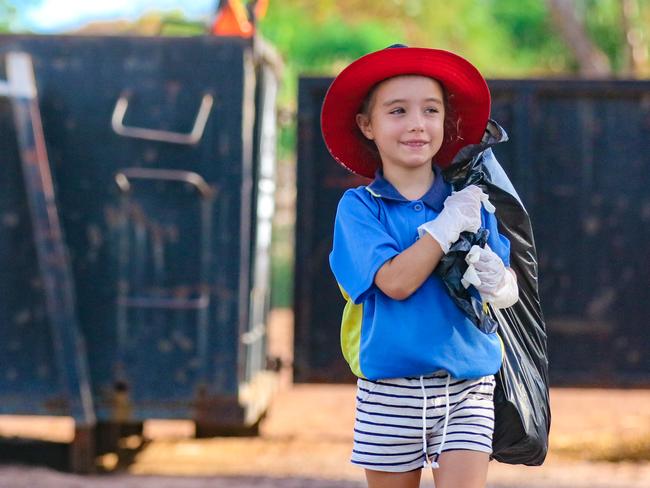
324, 45, 519, 488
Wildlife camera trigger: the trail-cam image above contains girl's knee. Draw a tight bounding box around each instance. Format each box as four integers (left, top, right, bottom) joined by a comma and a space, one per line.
365, 467, 422, 488
432, 450, 490, 488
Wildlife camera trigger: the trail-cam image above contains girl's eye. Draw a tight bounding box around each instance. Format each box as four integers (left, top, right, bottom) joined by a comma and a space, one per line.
425, 107, 440, 114
389, 107, 405, 114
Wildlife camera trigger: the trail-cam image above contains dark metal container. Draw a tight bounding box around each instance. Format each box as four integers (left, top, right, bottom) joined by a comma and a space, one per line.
0, 34, 280, 471
294, 76, 650, 387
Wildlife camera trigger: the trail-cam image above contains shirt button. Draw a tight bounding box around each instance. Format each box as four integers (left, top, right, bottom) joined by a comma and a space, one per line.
413, 204, 423, 211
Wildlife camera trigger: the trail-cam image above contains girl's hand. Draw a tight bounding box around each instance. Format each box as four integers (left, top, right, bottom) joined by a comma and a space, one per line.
471, 244, 506, 291
417, 185, 488, 254
463, 244, 519, 309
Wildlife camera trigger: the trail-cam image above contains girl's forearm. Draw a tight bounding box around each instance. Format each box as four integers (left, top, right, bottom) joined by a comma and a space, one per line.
374, 233, 444, 300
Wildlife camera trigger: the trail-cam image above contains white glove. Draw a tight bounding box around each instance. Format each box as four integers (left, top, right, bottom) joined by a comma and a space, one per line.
462, 244, 519, 309
417, 185, 493, 254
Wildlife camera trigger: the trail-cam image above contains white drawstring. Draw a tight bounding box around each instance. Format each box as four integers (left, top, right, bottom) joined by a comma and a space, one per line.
431, 373, 452, 469
420, 373, 452, 469
419, 375, 431, 468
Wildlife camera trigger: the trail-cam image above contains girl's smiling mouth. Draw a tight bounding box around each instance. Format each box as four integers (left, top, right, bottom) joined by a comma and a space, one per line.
402, 140, 429, 147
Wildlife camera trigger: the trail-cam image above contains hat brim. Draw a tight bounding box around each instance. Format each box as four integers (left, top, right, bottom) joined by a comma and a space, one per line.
321, 47, 490, 179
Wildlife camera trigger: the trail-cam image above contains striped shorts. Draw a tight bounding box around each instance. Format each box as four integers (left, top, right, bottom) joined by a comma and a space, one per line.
352, 372, 496, 472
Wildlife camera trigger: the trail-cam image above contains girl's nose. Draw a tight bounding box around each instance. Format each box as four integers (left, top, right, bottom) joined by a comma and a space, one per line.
408, 112, 425, 131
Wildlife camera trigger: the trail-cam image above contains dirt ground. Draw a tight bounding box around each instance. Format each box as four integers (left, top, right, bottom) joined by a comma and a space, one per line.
1, 309, 649, 487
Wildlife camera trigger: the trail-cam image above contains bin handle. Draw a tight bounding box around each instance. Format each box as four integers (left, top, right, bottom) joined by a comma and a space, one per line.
115, 168, 215, 199
111, 92, 213, 145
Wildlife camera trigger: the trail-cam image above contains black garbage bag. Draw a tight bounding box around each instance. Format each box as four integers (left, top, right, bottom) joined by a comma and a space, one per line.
438, 120, 551, 466
434, 228, 499, 335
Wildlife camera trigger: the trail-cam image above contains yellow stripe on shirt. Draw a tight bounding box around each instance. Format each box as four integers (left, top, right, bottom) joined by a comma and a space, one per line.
338, 284, 365, 378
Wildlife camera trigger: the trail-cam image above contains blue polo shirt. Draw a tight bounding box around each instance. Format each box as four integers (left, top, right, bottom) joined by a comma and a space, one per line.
329, 165, 510, 380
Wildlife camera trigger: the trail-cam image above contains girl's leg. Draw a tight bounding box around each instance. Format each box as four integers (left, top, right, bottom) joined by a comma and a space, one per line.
431, 450, 490, 488
366, 468, 422, 488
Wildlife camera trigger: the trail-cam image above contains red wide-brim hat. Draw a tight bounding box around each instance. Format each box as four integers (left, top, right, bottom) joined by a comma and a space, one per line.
321, 46, 491, 179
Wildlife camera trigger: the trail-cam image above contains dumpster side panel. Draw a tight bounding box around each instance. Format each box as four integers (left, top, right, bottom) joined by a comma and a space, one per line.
293, 78, 360, 383
0, 98, 65, 414
294, 77, 650, 386
490, 80, 650, 385
0, 35, 271, 421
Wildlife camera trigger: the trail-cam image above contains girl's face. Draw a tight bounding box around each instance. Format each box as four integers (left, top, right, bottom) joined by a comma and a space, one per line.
356, 75, 445, 174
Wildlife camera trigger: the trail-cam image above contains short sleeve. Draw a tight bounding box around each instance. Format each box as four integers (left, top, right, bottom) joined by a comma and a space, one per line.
482, 208, 511, 267
329, 190, 401, 304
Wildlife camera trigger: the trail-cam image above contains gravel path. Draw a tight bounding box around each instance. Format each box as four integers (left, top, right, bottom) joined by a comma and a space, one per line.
1, 311, 649, 487
0, 467, 365, 488
2, 384, 650, 488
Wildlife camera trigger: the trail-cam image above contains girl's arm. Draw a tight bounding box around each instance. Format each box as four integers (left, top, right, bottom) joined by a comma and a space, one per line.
333, 185, 487, 302
374, 233, 444, 300
374, 186, 493, 301
375, 185, 496, 300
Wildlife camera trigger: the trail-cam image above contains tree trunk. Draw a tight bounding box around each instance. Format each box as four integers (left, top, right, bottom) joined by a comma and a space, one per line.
620, 0, 648, 78
545, 0, 612, 77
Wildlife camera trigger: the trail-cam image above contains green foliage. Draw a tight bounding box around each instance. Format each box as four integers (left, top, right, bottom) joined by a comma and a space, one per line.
488, 0, 573, 75
270, 221, 294, 308
1, 0, 42, 32
270, 245, 293, 308
0, 0, 18, 32
259, 1, 403, 160
157, 10, 206, 36
583, 0, 627, 72
259, 0, 574, 78
260, 1, 402, 102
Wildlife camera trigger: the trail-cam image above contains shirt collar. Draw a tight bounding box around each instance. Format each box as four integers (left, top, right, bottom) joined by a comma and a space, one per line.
366, 165, 451, 211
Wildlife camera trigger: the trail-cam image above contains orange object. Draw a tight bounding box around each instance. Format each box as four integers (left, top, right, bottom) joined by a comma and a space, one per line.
212, 0, 269, 38
253, 0, 269, 20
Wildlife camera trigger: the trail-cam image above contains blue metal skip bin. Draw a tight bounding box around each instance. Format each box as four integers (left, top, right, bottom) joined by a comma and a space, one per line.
293, 76, 650, 386
0, 35, 281, 471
